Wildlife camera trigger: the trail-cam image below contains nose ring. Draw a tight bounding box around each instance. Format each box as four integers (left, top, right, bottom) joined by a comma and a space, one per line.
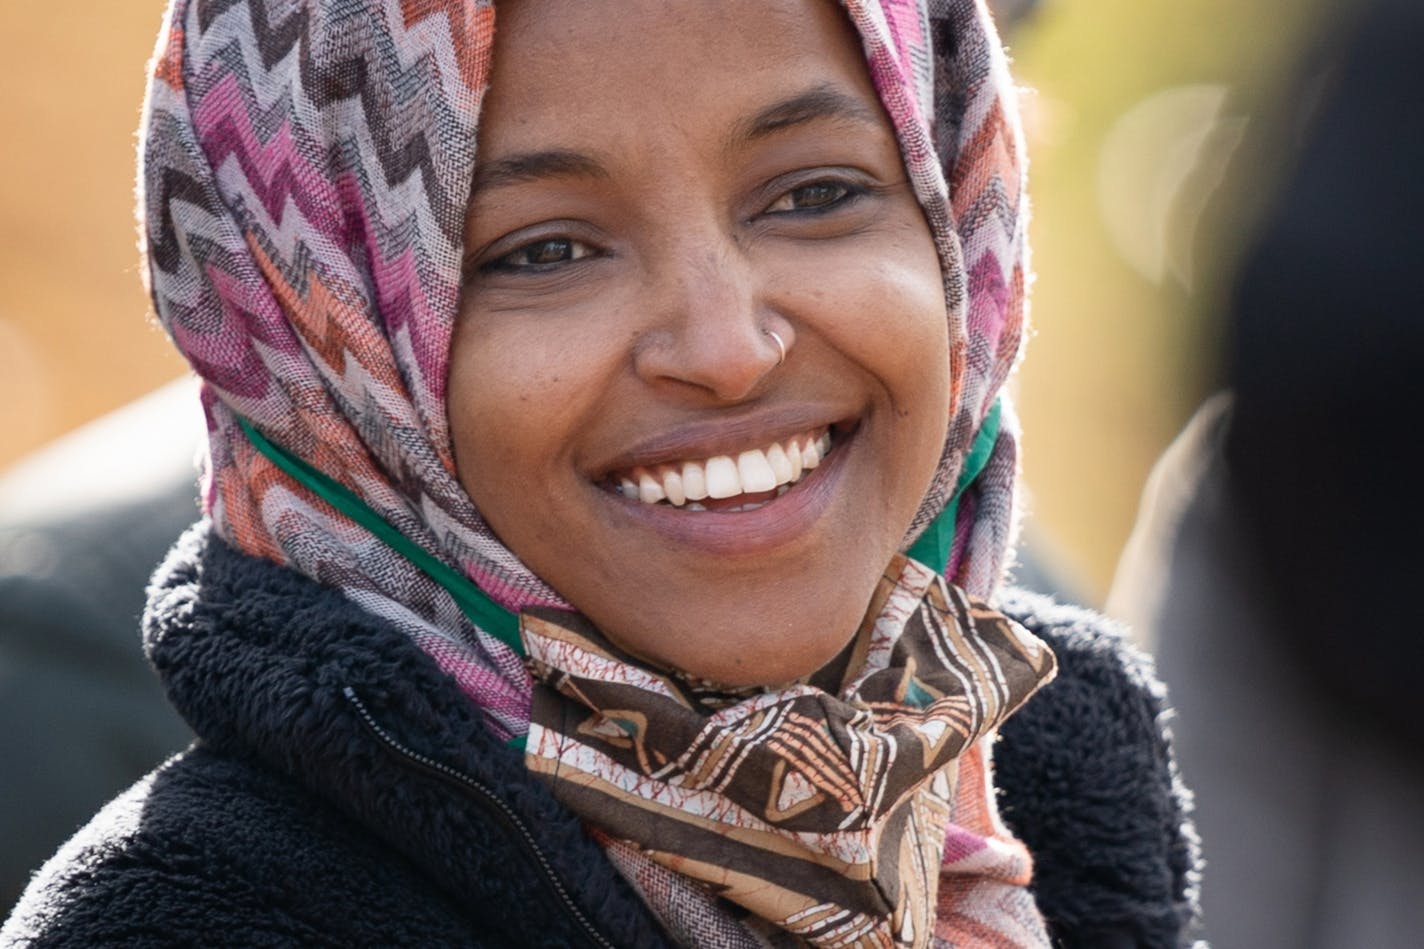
764, 328, 787, 367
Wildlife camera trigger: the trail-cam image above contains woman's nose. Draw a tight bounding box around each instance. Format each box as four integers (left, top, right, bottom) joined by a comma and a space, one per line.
633, 241, 788, 403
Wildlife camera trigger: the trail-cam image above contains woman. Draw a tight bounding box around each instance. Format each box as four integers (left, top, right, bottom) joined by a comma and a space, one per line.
2, 0, 1199, 946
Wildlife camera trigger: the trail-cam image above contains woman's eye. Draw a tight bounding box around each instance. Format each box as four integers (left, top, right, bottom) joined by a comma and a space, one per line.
485, 237, 593, 273
765, 181, 855, 214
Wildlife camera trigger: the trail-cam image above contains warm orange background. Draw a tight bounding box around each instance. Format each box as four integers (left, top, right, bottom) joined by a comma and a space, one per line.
0, 2, 185, 468
0, 1, 1324, 599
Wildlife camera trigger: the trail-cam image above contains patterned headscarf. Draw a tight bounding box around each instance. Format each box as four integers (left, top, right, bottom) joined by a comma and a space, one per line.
140, 0, 1028, 739
140, 1, 1040, 945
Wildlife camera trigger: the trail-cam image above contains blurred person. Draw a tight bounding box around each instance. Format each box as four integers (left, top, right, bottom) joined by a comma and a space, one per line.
0, 381, 197, 911
5, 1, 1198, 947
1109, 0, 1424, 945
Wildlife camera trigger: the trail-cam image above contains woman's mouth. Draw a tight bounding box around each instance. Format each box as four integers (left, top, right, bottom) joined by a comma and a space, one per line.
605, 428, 836, 513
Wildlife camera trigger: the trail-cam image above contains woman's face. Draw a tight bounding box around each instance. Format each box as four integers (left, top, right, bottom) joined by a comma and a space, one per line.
449, 0, 950, 685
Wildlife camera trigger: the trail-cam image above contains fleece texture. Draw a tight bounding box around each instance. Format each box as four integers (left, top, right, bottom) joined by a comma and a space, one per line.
5, 524, 668, 949
1, 527, 1202, 947
995, 589, 1203, 949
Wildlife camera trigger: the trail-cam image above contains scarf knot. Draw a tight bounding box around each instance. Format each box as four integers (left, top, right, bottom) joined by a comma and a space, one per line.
522, 555, 1056, 948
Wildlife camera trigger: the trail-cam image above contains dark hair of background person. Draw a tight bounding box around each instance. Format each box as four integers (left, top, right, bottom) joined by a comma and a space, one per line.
1223, 0, 1424, 756
1107, 0, 1424, 944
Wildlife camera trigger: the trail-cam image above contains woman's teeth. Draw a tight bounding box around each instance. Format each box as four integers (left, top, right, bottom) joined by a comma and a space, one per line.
614, 430, 834, 509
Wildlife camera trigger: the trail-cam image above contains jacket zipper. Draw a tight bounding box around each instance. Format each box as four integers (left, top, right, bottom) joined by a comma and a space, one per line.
342, 686, 617, 949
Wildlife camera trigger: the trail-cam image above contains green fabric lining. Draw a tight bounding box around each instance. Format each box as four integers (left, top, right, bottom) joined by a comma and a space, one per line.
237, 400, 1001, 655
904, 400, 1002, 573
236, 418, 522, 653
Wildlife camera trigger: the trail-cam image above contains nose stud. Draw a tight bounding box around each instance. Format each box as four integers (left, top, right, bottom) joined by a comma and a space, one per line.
764, 328, 787, 367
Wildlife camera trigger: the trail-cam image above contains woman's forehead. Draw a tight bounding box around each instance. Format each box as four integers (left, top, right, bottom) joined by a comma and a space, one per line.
481, 0, 876, 117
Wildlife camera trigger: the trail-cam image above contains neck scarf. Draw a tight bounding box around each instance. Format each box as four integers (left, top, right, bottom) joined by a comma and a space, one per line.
525, 555, 1054, 947
140, 0, 1041, 945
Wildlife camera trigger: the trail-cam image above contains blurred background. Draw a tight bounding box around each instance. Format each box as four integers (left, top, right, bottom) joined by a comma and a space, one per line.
0, 4, 186, 476
0, 0, 1331, 600
1008, 0, 1330, 597
16, 1, 1423, 943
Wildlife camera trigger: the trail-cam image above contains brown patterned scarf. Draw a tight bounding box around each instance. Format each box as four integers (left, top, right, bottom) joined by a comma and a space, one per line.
522, 555, 1056, 948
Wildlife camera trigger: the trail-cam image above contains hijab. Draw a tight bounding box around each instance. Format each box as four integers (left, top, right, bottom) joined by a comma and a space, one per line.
139, 1, 1048, 945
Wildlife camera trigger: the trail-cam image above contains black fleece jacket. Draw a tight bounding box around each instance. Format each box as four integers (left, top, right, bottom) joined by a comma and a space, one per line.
1, 525, 1202, 947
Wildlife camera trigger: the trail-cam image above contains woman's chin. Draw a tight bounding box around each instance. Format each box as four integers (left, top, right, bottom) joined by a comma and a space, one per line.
607, 604, 866, 690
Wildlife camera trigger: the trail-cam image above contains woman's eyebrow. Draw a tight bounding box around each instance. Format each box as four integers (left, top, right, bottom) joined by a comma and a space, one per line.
471, 148, 609, 194
733, 84, 883, 145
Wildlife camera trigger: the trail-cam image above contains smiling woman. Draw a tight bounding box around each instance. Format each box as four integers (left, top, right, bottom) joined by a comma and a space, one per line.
451, 0, 950, 686
2, 1, 1201, 947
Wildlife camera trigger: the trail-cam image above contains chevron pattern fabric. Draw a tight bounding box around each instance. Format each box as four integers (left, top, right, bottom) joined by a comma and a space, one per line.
139, 0, 1041, 944
840, 0, 1030, 598
141, 0, 543, 737
139, 0, 1030, 744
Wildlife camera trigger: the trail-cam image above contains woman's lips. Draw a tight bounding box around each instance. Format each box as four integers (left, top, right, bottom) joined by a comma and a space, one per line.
594, 424, 855, 556
608, 427, 834, 510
